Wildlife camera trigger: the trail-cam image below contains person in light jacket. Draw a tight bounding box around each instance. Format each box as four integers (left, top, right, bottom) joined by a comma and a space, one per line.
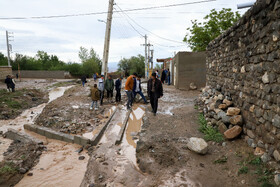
98, 75, 105, 105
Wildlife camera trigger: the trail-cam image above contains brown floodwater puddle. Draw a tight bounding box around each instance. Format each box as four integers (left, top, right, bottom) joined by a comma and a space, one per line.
16, 131, 89, 187
120, 104, 145, 166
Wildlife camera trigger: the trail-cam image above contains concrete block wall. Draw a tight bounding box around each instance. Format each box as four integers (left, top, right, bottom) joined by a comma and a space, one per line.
206, 0, 280, 157
12, 70, 69, 79
174, 51, 206, 90
0, 66, 12, 80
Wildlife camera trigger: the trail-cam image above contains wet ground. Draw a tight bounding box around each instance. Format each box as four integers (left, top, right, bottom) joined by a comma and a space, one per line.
81, 104, 151, 186
0, 79, 271, 186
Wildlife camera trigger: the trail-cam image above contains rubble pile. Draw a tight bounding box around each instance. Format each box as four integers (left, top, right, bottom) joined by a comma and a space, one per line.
196, 86, 244, 140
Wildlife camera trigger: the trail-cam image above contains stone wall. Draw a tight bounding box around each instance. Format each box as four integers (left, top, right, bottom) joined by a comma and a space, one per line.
174, 51, 206, 90
0, 66, 12, 80
206, 0, 280, 159
12, 70, 71, 79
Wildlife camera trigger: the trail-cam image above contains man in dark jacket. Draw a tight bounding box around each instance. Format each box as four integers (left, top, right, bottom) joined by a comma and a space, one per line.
161, 69, 166, 84
115, 76, 123, 102
81, 75, 87, 87
105, 75, 114, 103
147, 72, 163, 116
133, 76, 148, 104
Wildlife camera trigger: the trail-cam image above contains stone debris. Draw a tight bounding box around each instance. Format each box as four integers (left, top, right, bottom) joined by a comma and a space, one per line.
224, 126, 242, 139
187, 137, 208, 155
189, 82, 197, 90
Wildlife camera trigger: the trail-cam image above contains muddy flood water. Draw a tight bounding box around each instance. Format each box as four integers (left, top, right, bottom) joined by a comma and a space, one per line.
1, 86, 90, 187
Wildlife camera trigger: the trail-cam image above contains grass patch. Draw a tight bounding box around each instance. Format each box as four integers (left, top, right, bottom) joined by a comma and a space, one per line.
237, 154, 275, 186
198, 113, 224, 143
0, 162, 17, 174
194, 105, 198, 110
238, 165, 249, 175
214, 155, 228, 164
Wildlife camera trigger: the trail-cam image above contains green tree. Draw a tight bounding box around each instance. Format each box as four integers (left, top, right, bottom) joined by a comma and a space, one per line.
0, 52, 8, 66
154, 64, 163, 70
78, 47, 102, 76
183, 8, 241, 52
118, 55, 145, 77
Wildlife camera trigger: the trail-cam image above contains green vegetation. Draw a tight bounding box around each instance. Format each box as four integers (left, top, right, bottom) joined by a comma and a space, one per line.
0, 46, 101, 77
117, 55, 145, 77
214, 155, 228, 164
198, 113, 224, 143
238, 165, 249, 175
0, 162, 17, 174
0, 89, 26, 109
183, 8, 241, 51
237, 154, 274, 186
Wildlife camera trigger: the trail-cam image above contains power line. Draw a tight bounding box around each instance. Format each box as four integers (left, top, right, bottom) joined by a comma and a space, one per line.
0, 0, 216, 20
115, 4, 185, 44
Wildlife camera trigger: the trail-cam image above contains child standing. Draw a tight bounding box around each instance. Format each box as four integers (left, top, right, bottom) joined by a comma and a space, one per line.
90, 84, 100, 110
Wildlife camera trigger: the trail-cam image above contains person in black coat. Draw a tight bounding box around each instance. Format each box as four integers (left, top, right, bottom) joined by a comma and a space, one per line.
81, 75, 87, 87
161, 69, 166, 84
115, 76, 123, 102
147, 72, 163, 116
5, 75, 15, 92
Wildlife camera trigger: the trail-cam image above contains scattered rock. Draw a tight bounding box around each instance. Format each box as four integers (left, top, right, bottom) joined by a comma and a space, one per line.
223, 99, 233, 107
218, 122, 228, 134
273, 150, 280, 162
79, 156, 86, 160
27, 173, 33, 176
224, 126, 242, 139
218, 104, 227, 110
226, 107, 241, 116
89, 184, 95, 187
222, 142, 227, 147
247, 130, 255, 139
187, 137, 208, 155
229, 115, 243, 125
274, 174, 280, 186
254, 147, 265, 156
19, 168, 27, 174
261, 153, 271, 163
190, 82, 197, 90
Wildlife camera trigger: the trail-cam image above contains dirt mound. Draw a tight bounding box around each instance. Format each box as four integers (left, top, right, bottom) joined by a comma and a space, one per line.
36, 86, 112, 135
0, 89, 48, 120
0, 137, 45, 187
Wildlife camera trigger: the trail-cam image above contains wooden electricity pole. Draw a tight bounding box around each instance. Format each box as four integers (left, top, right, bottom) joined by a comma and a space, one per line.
101, 0, 114, 78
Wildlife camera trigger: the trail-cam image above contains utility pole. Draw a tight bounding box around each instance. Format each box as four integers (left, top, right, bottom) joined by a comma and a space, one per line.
6, 31, 11, 67
150, 49, 154, 72
144, 35, 148, 79
101, 0, 114, 78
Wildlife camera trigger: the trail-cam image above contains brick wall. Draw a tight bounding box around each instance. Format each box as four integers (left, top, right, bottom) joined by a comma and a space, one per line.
206, 0, 280, 154
0, 66, 12, 80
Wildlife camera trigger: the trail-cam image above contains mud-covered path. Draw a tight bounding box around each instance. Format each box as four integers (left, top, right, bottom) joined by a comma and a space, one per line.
81, 104, 153, 187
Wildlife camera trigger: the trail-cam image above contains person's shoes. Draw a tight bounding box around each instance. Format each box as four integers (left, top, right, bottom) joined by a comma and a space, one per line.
95, 108, 98, 111
90, 107, 93, 110
144, 102, 149, 104
153, 113, 156, 116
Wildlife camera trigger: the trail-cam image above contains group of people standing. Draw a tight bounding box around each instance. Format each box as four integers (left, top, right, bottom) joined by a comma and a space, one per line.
159, 68, 171, 85
4, 75, 16, 92
125, 72, 163, 116
89, 72, 163, 116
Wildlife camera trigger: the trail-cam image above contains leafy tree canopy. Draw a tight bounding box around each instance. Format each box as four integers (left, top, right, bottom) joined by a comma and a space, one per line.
118, 55, 145, 77
183, 8, 241, 52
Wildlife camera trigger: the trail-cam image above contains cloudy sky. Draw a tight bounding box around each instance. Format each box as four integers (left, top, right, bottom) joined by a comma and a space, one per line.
0, 0, 252, 71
